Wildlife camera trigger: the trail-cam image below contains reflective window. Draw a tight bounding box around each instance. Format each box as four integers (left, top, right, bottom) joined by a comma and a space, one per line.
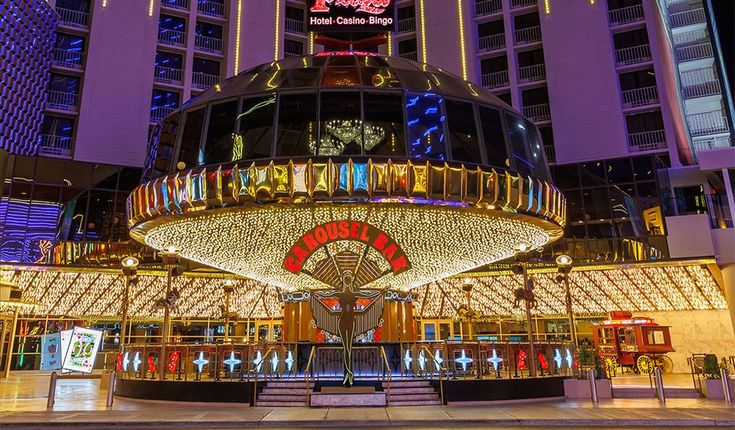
505, 113, 545, 179
235, 96, 276, 160
204, 101, 238, 164
276, 93, 317, 157
479, 106, 509, 168
318, 92, 362, 156
446, 100, 481, 164
406, 92, 446, 160
363, 93, 405, 157
178, 108, 205, 170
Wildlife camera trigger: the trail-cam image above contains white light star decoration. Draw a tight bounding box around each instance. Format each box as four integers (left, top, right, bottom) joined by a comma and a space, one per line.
252, 350, 264, 373
418, 349, 428, 372
434, 350, 444, 371
553, 349, 563, 369
455, 349, 473, 372
223, 351, 241, 373
193, 351, 209, 373
270, 351, 279, 372
403, 350, 413, 370
565, 348, 573, 368
122, 352, 130, 372
487, 349, 503, 371
133, 352, 142, 372
284, 351, 294, 372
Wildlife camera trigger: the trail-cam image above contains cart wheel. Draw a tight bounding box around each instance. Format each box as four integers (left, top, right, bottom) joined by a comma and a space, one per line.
604, 357, 617, 378
636, 355, 654, 375
657, 355, 674, 374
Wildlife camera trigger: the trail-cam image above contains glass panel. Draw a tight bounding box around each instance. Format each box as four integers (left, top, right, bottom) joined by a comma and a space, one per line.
424, 323, 436, 341
439, 323, 451, 340
178, 108, 205, 170
204, 101, 238, 164
406, 92, 447, 160
361, 68, 402, 88
446, 100, 481, 164
479, 106, 509, 168
505, 113, 546, 179
363, 93, 405, 157
318, 92, 362, 156
235, 95, 276, 161
276, 93, 317, 157
281, 68, 322, 88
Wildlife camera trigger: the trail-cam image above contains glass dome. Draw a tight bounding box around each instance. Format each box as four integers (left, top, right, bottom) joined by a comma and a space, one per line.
145, 52, 550, 182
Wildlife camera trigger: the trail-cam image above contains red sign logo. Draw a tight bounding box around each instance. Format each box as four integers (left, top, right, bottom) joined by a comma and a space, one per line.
284, 221, 411, 275
311, 0, 393, 15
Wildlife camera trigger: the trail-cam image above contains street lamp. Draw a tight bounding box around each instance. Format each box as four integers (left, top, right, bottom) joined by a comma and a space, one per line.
555, 255, 577, 348
120, 256, 139, 348
513, 243, 537, 378
158, 245, 181, 380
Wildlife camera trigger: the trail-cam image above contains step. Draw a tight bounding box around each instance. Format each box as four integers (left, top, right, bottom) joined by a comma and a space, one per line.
263, 382, 313, 388
261, 388, 311, 395
386, 387, 436, 394
388, 393, 440, 401
388, 399, 443, 406
383, 381, 433, 388
613, 387, 702, 399
257, 394, 308, 402
255, 400, 308, 407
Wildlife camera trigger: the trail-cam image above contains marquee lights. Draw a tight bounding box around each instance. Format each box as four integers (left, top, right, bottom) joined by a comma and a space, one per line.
193, 351, 209, 373
234, 0, 242, 74
456, 0, 468, 80
455, 349, 473, 371
487, 349, 503, 371
223, 351, 241, 372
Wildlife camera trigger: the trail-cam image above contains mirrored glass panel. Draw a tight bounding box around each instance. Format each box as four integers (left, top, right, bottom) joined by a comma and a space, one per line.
406, 92, 447, 160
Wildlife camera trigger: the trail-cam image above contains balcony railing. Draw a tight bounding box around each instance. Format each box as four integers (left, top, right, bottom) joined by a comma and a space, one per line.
621, 86, 659, 108
514, 26, 541, 45
158, 29, 187, 47
681, 68, 721, 99
154, 66, 183, 84
672, 28, 708, 47
52, 49, 84, 69
195, 34, 223, 53
675, 42, 713, 62
475, 0, 502, 16
192, 72, 219, 90
38, 135, 73, 157
478, 33, 505, 52
197, 0, 225, 17
284, 51, 302, 58
510, 0, 536, 9
522, 103, 550, 122
614, 44, 651, 65
397, 17, 416, 33
518, 64, 545, 82
608, 4, 645, 26
56, 7, 89, 29
669, 8, 706, 28
46, 91, 78, 111
687, 110, 730, 137
151, 106, 176, 123
481, 70, 509, 88
399, 51, 418, 61
161, 0, 189, 10
628, 129, 667, 151
692, 135, 732, 153
285, 18, 304, 34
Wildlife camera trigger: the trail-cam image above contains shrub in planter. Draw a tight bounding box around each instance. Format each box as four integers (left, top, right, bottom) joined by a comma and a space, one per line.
703, 354, 720, 379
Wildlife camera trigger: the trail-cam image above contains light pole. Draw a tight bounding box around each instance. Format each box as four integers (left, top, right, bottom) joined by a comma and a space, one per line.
159, 245, 181, 380
555, 255, 577, 348
120, 256, 139, 348
513, 243, 537, 378
223, 280, 235, 343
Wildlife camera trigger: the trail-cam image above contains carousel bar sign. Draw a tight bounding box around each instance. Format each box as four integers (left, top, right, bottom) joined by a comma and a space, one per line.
284, 220, 410, 274
307, 0, 396, 32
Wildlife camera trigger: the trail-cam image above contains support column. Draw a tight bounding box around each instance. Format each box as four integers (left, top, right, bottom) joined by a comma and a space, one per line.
721, 265, 735, 336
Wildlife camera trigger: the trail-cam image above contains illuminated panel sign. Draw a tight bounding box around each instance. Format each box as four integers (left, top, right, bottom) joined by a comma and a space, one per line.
307, 0, 396, 32
284, 220, 410, 275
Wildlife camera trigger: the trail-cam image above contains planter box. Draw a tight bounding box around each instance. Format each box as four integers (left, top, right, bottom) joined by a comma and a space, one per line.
702, 378, 735, 399
564, 378, 613, 399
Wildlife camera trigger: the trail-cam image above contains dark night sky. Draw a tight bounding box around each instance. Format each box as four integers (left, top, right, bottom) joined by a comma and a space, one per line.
710, 0, 734, 97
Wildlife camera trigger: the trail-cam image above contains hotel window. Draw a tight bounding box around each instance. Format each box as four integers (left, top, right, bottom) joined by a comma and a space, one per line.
284, 39, 304, 57
56, 0, 91, 13
612, 28, 649, 50
396, 5, 416, 32
398, 39, 418, 60
276, 93, 318, 157
159, 15, 187, 46
53, 33, 86, 67
235, 95, 276, 160
150, 90, 180, 122
193, 57, 220, 75
155, 51, 183, 70
285, 6, 305, 34
195, 21, 223, 53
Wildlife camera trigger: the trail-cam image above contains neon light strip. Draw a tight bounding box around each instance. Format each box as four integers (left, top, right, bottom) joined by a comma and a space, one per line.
309, 32, 315, 55
544, 0, 550, 14
456, 0, 468, 80
148, 0, 155, 17
274, 0, 281, 60
418, 0, 427, 62
387, 32, 393, 56
234, 0, 242, 74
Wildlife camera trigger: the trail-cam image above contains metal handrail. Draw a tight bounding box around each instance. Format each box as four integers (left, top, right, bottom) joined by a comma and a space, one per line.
304, 346, 317, 405
417, 344, 446, 405
252, 346, 276, 405
379, 346, 392, 405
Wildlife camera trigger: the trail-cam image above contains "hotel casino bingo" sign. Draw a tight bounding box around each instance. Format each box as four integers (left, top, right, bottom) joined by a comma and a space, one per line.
307, 0, 396, 33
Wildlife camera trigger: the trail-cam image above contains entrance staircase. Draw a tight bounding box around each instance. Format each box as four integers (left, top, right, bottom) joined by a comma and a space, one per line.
612, 386, 702, 398
384, 380, 442, 406
254, 381, 312, 407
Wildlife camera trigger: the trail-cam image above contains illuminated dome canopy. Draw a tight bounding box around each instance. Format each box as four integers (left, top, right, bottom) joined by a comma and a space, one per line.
132, 53, 566, 292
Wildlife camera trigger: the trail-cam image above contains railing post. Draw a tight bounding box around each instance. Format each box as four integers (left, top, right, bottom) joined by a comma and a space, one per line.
106, 372, 116, 407
721, 368, 732, 404
654, 367, 665, 403
47, 372, 58, 409
588, 368, 598, 403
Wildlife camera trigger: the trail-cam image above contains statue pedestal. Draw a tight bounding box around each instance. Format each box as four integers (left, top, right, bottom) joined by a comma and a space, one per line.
310, 386, 386, 407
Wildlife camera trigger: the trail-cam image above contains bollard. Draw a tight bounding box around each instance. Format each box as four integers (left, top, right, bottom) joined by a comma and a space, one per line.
654, 367, 665, 403
721, 368, 732, 404
588, 368, 598, 403
106, 372, 116, 407
47, 372, 57, 409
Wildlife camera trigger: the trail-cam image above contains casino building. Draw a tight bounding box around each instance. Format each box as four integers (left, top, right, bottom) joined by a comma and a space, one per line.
0, 0, 733, 405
